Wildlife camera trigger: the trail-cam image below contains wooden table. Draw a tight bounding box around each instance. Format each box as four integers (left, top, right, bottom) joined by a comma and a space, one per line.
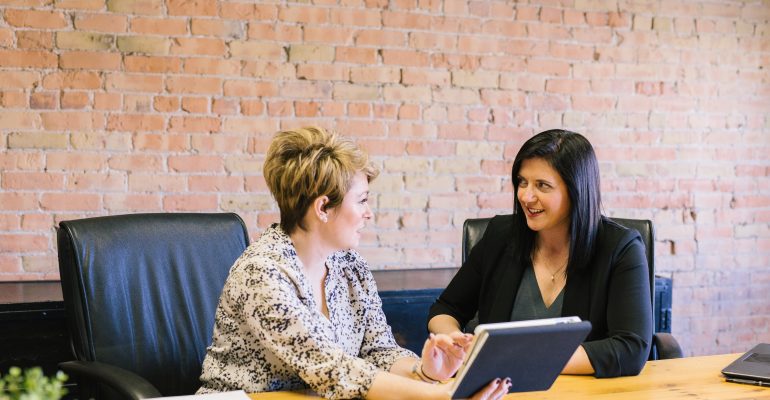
249, 353, 770, 399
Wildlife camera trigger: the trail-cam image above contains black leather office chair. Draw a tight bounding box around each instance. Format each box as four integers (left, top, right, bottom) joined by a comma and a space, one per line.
462, 215, 683, 360
57, 213, 249, 399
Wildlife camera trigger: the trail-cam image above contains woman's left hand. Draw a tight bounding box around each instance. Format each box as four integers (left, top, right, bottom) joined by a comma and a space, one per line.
420, 332, 474, 381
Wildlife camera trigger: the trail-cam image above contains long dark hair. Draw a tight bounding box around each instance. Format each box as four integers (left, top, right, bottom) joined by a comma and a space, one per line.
510, 129, 602, 273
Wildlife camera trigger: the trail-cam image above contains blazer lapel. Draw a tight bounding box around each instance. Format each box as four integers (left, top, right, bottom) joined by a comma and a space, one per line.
487, 242, 524, 323
562, 266, 591, 320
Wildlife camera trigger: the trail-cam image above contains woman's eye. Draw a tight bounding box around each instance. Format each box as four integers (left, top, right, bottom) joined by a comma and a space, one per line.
360, 198, 368, 204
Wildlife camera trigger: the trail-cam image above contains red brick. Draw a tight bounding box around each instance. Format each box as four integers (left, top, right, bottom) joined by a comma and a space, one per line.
267, 100, 292, 117
0, 50, 57, 68
125, 55, 182, 73
334, 120, 386, 139
131, 17, 188, 36
0, 234, 48, 252
336, 47, 377, 64
16, 31, 54, 50
46, 152, 106, 171
181, 97, 208, 113
122, 94, 151, 112
168, 155, 223, 172
281, 81, 332, 99
5, 9, 68, 28
355, 29, 405, 47
171, 37, 226, 56
223, 80, 277, 98
409, 32, 457, 50
546, 79, 591, 94
168, 116, 220, 133
191, 19, 243, 37
107, 154, 162, 171
40, 193, 100, 211
59, 51, 121, 70
75, 13, 127, 32
329, 8, 381, 27
297, 64, 349, 81
61, 92, 89, 109
229, 40, 283, 60
94, 93, 121, 111
163, 194, 218, 211
19, 214, 50, 231
107, 0, 162, 15
574, 26, 614, 43
3, 171, 64, 190
54, 0, 103, 9
106, 73, 163, 92
356, 139, 404, 156
346, 102, 370, 118
166, 0, 215, 16
458, 36, 500, 54
192, 134, 246, 153
0, 192, 37, 210
42, 71, 101, 90
40, 111, 105, 131
166, 76, 222, 94
104, 193, 161, 211
247, 23, 301, 41
133, 133, 189, 151
107, 114, 164, 131
278, 6, 328, 24
189, 176, 243, 192
382, 10, 431, 30
212, 98, 238, 115
294, 101, 320, 117
304, 26, 355, 44
240, 99, 265, 116
220, 3, 276, 20
373, 104, 397, 119
29, 92, 57, 109
636, 81, 665, 96
0, 27, 12, 47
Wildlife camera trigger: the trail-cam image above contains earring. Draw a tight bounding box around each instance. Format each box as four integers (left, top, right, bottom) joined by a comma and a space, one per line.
321, 215, 328, 223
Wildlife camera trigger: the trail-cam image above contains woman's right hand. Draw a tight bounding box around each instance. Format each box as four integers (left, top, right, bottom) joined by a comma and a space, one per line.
432, 377, 511, 400
469, 377, 511, 400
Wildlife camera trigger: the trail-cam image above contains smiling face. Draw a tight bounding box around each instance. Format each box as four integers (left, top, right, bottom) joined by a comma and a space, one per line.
322, 172, 373, 251
516, 157, 572, 236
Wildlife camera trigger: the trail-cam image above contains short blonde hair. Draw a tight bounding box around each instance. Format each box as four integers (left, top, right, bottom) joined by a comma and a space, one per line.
263, 127, 379, 234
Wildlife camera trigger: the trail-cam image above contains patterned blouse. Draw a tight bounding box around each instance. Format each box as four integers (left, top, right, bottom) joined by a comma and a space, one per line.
197, 224, 416, 399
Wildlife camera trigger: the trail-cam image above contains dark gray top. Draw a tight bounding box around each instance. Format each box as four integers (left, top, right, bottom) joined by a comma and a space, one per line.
510, 264, 564, 321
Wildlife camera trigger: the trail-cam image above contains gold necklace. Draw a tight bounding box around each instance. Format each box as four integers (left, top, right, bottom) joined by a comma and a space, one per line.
548, 261, 568, 282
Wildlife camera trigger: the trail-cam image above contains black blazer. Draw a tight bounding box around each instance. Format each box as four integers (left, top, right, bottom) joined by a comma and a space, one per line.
429, 215, 653, 377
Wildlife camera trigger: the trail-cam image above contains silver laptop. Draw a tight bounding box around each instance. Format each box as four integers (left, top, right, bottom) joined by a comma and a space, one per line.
721, 343, 770, 387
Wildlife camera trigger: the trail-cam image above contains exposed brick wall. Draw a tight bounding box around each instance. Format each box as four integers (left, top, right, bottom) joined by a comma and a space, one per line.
0, 1, 768, 356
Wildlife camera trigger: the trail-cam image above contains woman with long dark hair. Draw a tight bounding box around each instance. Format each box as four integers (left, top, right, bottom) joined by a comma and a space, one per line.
428, 129, 653, 377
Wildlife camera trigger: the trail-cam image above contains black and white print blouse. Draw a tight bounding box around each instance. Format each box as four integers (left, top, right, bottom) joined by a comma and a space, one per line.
197, 224, 416, 399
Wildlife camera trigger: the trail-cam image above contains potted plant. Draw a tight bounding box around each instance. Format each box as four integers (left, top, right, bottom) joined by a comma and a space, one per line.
0, 367, 68, 400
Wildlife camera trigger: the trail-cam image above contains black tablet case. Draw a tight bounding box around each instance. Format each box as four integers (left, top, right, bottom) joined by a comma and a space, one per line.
452, 320, 592, 399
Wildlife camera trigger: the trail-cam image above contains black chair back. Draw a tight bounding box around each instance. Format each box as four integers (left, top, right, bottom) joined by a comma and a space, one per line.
57, 213, 249, 396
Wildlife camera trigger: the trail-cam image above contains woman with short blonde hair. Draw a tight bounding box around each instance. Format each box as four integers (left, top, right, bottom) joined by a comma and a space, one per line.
263, 127, 378, 234
199, 127, 508, 399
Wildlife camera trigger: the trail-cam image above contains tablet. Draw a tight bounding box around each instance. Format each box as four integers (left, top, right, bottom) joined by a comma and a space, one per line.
450, 316, 592, 399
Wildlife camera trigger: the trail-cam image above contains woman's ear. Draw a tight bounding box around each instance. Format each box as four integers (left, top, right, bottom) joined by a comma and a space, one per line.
313, 195, 330, 223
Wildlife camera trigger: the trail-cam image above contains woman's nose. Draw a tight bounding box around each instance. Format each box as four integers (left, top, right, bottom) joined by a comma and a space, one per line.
520, 186, 535, 202
363, 203, 373, 219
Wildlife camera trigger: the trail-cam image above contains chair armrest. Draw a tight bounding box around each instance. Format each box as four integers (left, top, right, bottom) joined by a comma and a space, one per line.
653, 332, 683, 359
59, 360, 162, 400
